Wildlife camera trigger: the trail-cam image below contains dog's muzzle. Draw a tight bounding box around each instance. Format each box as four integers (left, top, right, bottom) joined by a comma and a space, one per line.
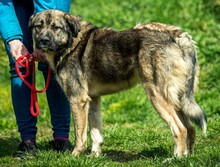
36, 36, 54, 51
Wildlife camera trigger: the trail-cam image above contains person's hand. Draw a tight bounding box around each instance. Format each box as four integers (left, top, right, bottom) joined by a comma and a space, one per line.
32, 49, 47, 62
8, 39, 30, 62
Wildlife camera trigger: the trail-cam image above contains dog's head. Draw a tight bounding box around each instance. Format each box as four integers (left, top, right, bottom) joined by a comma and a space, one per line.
29, 10, 81, 52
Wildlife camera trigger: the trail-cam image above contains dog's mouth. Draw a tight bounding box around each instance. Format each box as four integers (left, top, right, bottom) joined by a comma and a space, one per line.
36, 43, 55, 52
36, 46, 54, 53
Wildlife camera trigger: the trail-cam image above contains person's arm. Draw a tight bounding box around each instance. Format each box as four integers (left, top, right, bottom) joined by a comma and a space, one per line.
0, 0, 23, 43
0, 0, 29, 60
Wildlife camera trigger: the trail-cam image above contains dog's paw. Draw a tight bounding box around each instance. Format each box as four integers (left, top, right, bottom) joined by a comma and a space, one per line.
91, 149, 102, 157
71, 147, 87, 156
71, 149, 81, 156
90, 142, 103, 157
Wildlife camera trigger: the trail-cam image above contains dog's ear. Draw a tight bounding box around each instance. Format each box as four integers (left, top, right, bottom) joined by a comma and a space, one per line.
64, 14, 81, 37
28, 13, 36, 32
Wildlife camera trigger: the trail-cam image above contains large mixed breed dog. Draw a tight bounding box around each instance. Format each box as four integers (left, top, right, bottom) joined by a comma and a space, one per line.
29, 9, 207, 157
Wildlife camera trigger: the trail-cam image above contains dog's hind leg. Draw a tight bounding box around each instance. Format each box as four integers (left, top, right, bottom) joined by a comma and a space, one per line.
147, 89, 189, 157
138, 52, 189, 157
88, 96, 103, 156
176, 110, 195, 154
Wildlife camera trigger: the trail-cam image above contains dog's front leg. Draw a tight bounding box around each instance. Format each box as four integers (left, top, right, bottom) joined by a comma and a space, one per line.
69, 93, 91, 156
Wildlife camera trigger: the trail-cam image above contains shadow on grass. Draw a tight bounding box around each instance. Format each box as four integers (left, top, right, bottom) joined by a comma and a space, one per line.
0, 137, 20, 157
104, 146, 169, 162
0, 137, 169, 163
0, 137, 51, 158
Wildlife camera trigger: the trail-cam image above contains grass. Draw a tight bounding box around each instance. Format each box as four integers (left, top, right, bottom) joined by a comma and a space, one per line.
0, 0, 220, 166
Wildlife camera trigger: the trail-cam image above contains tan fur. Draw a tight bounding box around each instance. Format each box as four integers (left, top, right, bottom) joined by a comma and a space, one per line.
29, 10, 207, 158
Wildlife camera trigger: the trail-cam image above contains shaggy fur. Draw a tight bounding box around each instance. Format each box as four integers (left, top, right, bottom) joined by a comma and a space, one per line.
29, 9, 207, 157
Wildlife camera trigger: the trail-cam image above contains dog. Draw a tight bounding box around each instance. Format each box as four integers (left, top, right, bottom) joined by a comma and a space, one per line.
29, 9, 207, 157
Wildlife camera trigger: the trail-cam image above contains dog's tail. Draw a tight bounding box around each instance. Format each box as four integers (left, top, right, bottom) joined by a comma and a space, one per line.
175, 32, 207, 135
181, 93, 207, 135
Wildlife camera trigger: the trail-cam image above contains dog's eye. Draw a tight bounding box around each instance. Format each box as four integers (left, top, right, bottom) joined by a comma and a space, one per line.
52, 25, 61, 31
35, 24, 42, 30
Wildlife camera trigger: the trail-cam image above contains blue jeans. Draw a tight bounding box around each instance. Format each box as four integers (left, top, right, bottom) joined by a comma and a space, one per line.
5, 0, 71, 141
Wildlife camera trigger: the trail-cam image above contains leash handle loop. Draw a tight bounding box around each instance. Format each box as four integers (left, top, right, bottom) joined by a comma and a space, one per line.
15, 54, 51, 117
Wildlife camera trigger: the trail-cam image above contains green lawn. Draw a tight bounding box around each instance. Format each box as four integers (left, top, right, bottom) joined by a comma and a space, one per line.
0, 0, 220, 166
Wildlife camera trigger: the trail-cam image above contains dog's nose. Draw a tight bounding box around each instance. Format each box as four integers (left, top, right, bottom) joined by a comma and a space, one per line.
39, 36, 50, 45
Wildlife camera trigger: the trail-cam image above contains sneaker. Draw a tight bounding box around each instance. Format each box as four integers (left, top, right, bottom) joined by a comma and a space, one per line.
18, 140, 37, 155
49, 139, 73, 152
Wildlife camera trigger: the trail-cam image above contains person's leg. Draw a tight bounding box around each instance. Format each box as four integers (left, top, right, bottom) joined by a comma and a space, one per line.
38, 63, 72, 151
6, 1, 37, 142
38, 63, 70, 139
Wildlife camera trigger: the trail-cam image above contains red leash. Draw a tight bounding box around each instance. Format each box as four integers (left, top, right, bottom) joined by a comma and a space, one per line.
15, 54, 51, 117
